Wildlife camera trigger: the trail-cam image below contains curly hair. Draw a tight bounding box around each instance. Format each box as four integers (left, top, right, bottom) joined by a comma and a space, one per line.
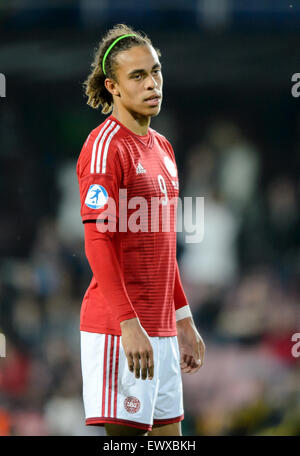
83, 24, 161, 114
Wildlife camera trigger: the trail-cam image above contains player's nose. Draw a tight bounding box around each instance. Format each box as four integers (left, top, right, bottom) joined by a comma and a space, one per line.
144, 74, 158, 90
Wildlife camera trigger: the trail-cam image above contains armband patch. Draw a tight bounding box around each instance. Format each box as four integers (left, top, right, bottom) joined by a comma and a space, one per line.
85, 184, 108, 209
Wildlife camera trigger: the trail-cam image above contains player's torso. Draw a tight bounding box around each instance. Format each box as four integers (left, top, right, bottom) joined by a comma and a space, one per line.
78, 120, 179, 335
116, 132, 179, 323
120, 132, 179, 219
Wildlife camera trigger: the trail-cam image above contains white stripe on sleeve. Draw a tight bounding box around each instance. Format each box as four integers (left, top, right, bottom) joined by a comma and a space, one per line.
101, 124, 121, 174
96, 121, 116, 174
90, 120, 111, 174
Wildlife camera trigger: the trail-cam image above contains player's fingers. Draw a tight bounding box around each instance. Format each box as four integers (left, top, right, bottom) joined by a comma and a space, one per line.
189, 365, 202, 374
140, 353, 148, 380
198, 342, 205, 364
133, 353, 141, 379
127, 354, 134, 373
183, 355, 192, 367
180, 360, 189, 369
180, 354, 189, 367
188, 358, 203, 374
182, 356, 195, 372
147, 350, 154, 380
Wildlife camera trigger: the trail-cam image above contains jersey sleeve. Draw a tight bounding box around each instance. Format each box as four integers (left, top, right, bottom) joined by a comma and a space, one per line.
78, 127, 137, 324
77, 127, 123, 226
174, 260, 189, 311
84, 222, 138, 323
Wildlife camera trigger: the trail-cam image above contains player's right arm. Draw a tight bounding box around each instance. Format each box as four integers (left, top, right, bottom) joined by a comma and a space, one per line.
77, 124, 154, 380
84, 223, 154, 380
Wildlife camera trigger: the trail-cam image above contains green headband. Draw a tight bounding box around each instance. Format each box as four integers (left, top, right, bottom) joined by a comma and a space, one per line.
102, 34, 137, 76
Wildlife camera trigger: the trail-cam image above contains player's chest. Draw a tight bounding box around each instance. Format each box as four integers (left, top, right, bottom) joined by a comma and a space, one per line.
125, 145, 179, 202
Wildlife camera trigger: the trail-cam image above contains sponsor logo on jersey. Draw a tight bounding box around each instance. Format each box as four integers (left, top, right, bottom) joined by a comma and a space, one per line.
124, 396, 141, 414
164, 156, 177, 178
85, 184, 108, 209
136, 162, 147, 174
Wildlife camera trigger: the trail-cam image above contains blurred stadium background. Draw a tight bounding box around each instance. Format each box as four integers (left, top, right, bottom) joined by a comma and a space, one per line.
0, 0, 300, 436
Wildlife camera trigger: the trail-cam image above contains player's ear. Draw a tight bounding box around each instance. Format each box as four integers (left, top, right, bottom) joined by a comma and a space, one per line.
105, 78, 120, 97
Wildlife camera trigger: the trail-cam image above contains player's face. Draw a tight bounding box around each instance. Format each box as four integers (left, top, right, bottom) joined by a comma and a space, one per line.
114, 45, 163, 118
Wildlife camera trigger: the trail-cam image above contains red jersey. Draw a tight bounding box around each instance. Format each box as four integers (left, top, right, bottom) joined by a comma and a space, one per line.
77, 114, 188, 337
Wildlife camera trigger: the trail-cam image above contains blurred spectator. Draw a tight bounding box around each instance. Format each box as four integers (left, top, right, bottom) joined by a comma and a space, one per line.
56, 161, 84, 244
0, 338, 31, 399
206, 121, 260, 215
180, 191, 239, 289
0, 408, 12, 436
181, 142, 217, 198
178, 189, 239, 334
238, 176, 300, 276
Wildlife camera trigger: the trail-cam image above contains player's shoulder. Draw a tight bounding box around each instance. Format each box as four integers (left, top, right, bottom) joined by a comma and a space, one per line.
77, 117, 125, 178
150, 128, 175, 157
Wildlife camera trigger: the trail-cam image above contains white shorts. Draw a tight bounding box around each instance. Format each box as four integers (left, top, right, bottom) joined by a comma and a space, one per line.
80, 331, 184, 432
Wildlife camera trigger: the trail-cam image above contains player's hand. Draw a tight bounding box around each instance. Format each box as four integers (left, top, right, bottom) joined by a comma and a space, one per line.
120, 317, 154, 381
176, 317, 205, 374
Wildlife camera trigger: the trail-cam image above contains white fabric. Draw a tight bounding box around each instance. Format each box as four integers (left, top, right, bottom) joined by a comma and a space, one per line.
80, 331, 184, 427
175, 305, 192, 322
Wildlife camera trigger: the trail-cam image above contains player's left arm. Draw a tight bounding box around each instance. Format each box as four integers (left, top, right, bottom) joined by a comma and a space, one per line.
174, 261, 206, 374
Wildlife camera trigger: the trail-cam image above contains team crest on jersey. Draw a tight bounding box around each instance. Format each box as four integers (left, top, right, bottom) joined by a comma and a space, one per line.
124, 396, 141, 414
85, 184, 108, 209
164, 156, 177, 177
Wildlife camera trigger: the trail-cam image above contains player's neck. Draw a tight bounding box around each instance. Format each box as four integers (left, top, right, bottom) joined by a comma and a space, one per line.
111, 107, 151, 136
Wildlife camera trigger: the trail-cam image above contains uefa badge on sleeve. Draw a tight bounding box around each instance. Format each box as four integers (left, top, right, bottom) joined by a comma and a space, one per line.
85, 184, 109, 209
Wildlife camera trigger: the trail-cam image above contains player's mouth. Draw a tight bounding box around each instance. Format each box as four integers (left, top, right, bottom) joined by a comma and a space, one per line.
144, 93, 161, 106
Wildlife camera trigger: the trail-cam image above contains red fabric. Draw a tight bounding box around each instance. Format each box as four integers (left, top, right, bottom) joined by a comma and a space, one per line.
0, 348, 30, 396
174, 261, 189, 311
86, 417, 152, 431
77, 114, 185, 336
153, 413, 184, 425
84, 223, 137, 325
262, 331, 298, 364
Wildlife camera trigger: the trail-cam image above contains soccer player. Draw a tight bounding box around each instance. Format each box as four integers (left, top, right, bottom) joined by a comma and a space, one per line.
77, 24, 205, 437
